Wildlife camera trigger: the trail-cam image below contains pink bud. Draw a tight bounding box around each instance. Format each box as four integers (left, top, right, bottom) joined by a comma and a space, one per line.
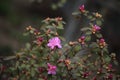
94, 25, 101, 31
37, 37, 43, 42
79, 5, 85, 12
80, 36, 85, 40
99, 38, 105, 43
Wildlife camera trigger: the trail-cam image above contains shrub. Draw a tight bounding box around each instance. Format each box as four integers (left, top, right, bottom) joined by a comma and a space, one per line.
0, 5, 120, 80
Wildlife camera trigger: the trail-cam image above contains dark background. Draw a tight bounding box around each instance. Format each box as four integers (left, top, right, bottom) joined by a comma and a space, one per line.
0, 0, 120, 61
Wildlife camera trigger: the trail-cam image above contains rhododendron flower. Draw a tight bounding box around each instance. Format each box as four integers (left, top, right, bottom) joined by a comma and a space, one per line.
92, 25, 101, 34
47, 63, 57, 75
47, 37, 62, 49
79, 5, 85, 12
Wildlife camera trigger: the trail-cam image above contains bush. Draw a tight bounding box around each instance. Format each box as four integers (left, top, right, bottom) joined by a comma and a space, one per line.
0, 5, 120, 80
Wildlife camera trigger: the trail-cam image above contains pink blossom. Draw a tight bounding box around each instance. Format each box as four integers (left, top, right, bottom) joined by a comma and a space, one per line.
47, 37, 62, 49
92, 25, 101, 34
47, 63, 57, 75
93, 25, 101, 31
79, 5, 85, 12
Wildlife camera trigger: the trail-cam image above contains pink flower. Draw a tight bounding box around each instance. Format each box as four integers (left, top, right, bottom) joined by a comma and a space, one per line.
47, 37, 62, 49
92, 25, 101, 34
79, 5, 85, 12
47, 63, 57, 75
93, 25, 101, 31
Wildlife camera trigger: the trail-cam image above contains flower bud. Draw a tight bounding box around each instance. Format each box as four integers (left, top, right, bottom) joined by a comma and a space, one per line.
79, 5, 85, 13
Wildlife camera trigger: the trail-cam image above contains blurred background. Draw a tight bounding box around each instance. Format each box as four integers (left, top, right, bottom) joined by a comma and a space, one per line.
0, 0, 120, 61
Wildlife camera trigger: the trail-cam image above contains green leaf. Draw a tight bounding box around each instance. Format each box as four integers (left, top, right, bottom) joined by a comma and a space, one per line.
58, 3, 63, 7
74, 45, 81, 52
31, 68, 35, 77
59, 36, 65, 41
72, 12, 80, 16
75, 73, 81, 77
38, 79, 43, 80
113, 60, 118, 65
88, 15, 93, 19
95, 33, 102, 38
103, 48, 108, 53
91, 18, 96, 21
9, 67, 15, 71
30, 30, 34, 33
85, 31, 92, 35
57, 22, 64, 29
81, 27, 91, 31
85, 36, 91, 41
25, 43, 31, 49
89, 42, 99, 48
96, 20, 102, 26
21, 64, 26, 68
61, 0, 67, 3
46, 25, 53, 29
23, 32, 29, 36
51, 4, 57, 10
105, 56, 111, 62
